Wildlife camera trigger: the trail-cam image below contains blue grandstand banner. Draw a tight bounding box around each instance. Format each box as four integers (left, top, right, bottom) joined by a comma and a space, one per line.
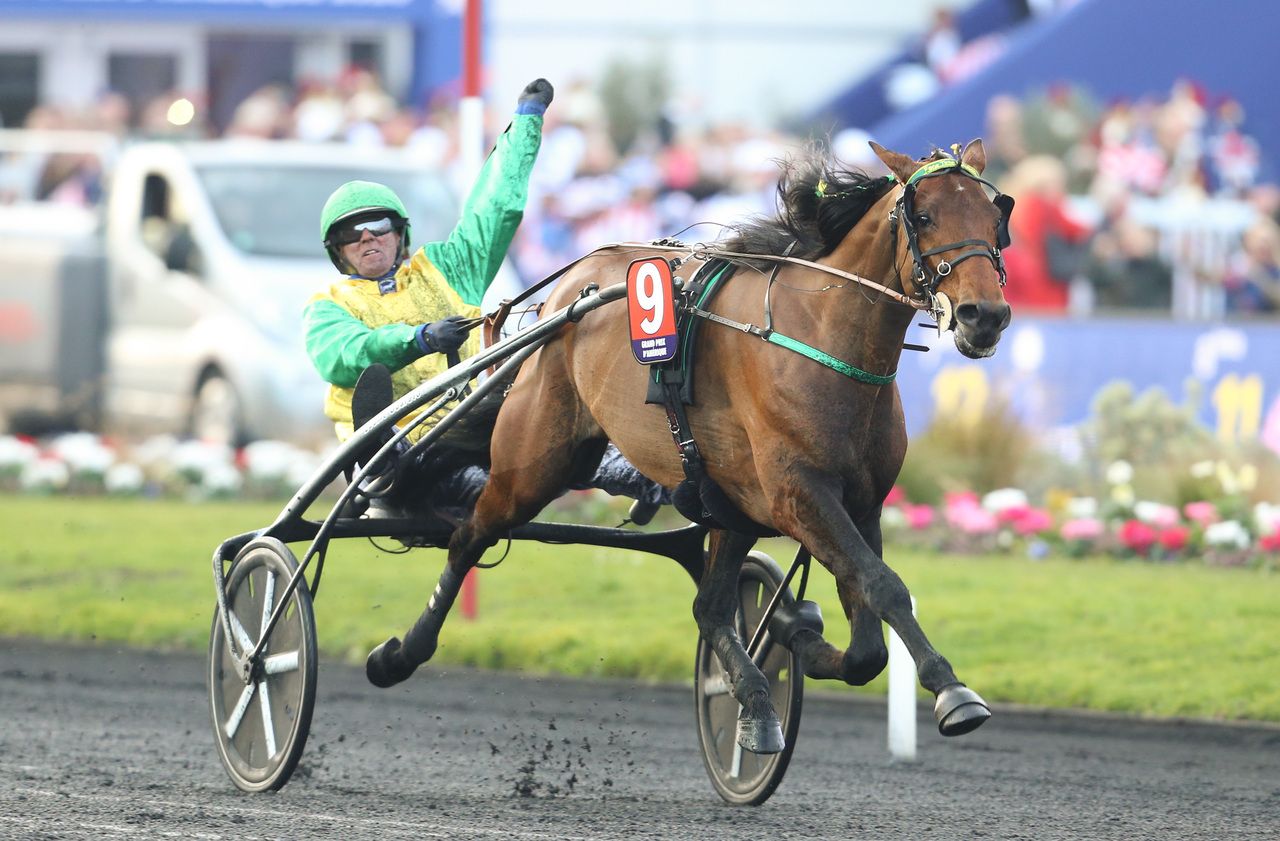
895, 316, 1280, 455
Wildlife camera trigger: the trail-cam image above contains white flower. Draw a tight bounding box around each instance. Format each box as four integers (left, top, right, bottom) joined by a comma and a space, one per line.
982, 487, 1028, 513
1106, 460, 1134, 485
880, 506, 907, 531
201, 461, 243, 496
171, 439, 234, 481
242, 440, 297, 482
1253, 502, 1280, 536
1204, 520, 1250, 550
1189, 460, 1215, 479
104, 463, 145, 494
0, 435, 39, 474
50, 432, 115, 476
1067, 496, 1099, 519
1133, 501, 1178, 527
20, 457, 69, 491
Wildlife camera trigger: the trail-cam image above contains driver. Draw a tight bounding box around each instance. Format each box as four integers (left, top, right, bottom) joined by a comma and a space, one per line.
304, 78, 666, 522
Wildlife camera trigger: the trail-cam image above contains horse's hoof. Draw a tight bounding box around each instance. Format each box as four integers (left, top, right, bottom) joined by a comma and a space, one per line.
737, 716, 785, 754
934, 683, 991, 736
366, 637, 417, 688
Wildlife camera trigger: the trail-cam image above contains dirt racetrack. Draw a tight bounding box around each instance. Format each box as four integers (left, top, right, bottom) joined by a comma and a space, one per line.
1, 638, 1277, 840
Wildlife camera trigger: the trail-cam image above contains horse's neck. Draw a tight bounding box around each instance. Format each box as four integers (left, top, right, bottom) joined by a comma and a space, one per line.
816, 204, 916, 377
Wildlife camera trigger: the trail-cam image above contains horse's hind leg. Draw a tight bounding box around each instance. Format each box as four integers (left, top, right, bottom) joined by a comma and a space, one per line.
694, 529, 785, 754
366, 373, 602, 689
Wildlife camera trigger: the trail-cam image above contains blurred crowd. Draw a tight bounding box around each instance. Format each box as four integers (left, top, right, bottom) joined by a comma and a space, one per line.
11, 58, 1279, 319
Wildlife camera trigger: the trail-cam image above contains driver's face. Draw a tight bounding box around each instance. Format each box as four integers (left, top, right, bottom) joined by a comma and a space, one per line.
341, 227, 401, 278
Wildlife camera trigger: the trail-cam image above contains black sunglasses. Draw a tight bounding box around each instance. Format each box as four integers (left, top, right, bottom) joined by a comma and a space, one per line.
332, 216, 398, 246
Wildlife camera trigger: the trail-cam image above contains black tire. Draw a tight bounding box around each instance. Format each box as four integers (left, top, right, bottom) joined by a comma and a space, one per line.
694, 551, 804, 806
208, 537, 317, 792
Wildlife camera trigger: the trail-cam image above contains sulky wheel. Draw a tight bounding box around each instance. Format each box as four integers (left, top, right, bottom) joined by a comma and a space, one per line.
208, 537, 317, 792
694, 551, 804, 806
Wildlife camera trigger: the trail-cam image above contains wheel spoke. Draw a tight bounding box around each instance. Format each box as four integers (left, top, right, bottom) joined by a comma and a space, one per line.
258, 680, 277, 758
223, 682, 256, 739
259, 570, 276, 641
264, 651, 300, 675
228, 610, 255, 654
730, 704, 744, 778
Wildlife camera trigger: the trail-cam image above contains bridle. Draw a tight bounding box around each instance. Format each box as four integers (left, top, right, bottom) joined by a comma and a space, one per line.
890, 156, 1015, 327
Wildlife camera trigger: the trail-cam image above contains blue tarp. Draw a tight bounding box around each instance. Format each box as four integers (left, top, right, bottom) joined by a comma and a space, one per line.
828, 0, 1280, 180
895, 314, 1280, 455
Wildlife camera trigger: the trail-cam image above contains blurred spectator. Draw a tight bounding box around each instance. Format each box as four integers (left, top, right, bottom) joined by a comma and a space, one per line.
1222, 218, 1280, 313
1083, 216, 1173, 310
923, 7, 962, 81
999, 155, 1093, 312
1205, 98, 1261, 198
982, 94, 1028, 185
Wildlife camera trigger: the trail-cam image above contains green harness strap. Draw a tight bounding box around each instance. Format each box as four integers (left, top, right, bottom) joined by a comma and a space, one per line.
764, 332, 896, 385
687, 263, 897, 386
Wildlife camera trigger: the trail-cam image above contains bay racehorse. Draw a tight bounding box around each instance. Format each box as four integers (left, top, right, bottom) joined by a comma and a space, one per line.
367, 139, 1014, 751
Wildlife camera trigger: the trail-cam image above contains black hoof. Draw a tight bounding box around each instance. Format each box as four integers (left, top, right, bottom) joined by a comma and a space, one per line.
736, 716, 785, 754
934, 683, 991, 736
365, 637, 417, 688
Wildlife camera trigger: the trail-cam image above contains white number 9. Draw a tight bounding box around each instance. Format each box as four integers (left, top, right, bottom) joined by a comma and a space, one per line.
636, 263, 665, 334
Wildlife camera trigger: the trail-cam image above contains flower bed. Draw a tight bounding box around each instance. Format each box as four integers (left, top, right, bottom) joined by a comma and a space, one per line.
883, 463, 1280, 567
0, 432, 326, 501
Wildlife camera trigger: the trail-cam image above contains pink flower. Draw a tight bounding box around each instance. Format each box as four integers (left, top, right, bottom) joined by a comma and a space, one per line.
1183, 501, 1219, 527
944, 491, 983, 528
884, 485, 906, 507
944, 490, 980, 510
1260, 529, 1280, 553
1158, 525, 1191, 552
1060, 518, 1103, 542
955, 507, 999, 535
903, 504, 935, 530
1119, 519, 1157, 555
996, 504, 1032, 525
1012, 507, 1054, 536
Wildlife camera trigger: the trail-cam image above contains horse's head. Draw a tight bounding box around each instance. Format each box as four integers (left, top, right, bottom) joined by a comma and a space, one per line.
872, 139, 1013, 359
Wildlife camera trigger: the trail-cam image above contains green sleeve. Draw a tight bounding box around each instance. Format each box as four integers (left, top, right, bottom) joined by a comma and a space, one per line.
424, 113, 543, 307
303, 299, 422, 388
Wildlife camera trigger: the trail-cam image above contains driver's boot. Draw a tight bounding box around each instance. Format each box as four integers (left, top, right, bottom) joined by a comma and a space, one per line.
351, 364, 401, 514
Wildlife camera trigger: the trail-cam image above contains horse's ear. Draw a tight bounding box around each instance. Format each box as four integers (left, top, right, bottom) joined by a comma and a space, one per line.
960, 138, 987, 174
869, 141, 917, 184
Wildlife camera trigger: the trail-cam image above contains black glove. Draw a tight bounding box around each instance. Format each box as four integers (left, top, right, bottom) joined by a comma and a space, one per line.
418, 315, 468, 354
516, 78, 554, 115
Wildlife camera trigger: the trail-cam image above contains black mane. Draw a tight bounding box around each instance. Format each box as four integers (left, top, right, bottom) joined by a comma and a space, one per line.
717, 146, 897, 260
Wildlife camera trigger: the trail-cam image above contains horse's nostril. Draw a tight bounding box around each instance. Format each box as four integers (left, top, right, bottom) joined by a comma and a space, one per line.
956, 302, 1011, 332
955, 303, 981, 327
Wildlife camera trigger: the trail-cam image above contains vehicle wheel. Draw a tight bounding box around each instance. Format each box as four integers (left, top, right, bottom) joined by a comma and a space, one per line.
694, 551, 804, 806
208, 537, 317, 792
191, 372, 244, 446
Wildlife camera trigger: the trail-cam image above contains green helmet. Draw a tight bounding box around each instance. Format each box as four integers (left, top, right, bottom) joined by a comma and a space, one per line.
320, 180, 411, 272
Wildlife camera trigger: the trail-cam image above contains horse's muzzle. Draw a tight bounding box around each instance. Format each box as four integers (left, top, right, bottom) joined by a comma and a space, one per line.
953, 300, 1011, 358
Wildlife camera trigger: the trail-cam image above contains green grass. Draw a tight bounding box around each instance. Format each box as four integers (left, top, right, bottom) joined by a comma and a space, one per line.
2, 495, 1278, 722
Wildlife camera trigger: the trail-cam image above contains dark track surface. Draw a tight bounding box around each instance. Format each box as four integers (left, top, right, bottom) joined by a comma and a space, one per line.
2, 638, 1278, 840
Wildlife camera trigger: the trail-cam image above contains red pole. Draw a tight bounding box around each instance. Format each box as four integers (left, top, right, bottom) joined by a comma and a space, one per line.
463, 0, 482, 98
458, 0, 482, 622
460, 568, 478, 621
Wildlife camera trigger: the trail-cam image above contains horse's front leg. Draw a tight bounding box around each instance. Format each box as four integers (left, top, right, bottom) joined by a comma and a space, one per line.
693, 529, 785, 753
775, 473, 990, 736
787, 509, 890, 686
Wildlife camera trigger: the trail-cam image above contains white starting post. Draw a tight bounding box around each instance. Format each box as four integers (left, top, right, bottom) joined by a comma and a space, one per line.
886, 596, 918, 760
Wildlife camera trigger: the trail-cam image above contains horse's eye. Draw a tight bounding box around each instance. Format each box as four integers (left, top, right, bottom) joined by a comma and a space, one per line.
914, 213, 932, 227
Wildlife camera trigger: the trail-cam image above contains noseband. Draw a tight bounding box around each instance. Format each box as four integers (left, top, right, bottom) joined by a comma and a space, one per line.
890, 157, 1015, 322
